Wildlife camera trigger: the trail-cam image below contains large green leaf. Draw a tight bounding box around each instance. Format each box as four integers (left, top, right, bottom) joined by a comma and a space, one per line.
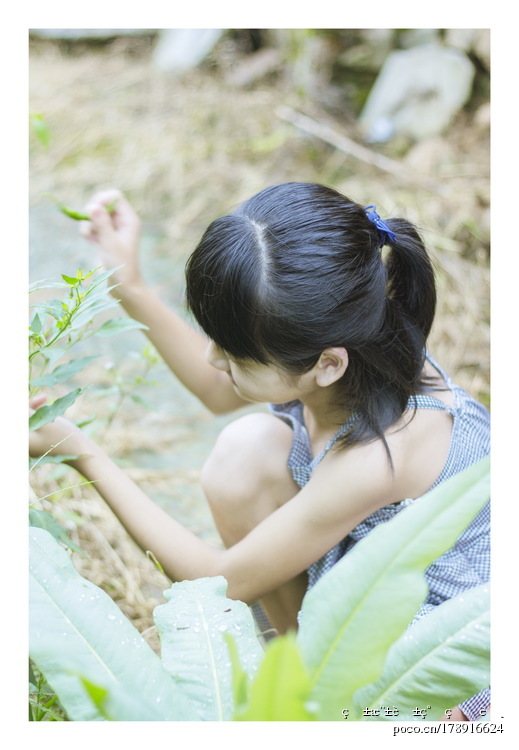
85, 265, 123, 291
297, 457, 490, 720
154, 576, 264, 721
233, 633, 317, 721
29, 527, 197, 721
353, 583, 490, 721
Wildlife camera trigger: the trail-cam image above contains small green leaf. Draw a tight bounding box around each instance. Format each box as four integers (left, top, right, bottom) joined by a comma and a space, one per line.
78, 675, 175, 721
76, 414, 97, 429
35, 298, 67, 321
80, 268, 98, 281
60, 207, 90, 221
42, 347, 66, 370
234, 633, 316, 721
30, 113, 50, 147
28, 509, 84, 556
69, 298, 120, 330
87, 265, 123, 290
61, 274, 80, 285
146, 550, 166, 575
29, 333, 46, 348
95, 318, 149, 337
129, 393, 154, 410
29, 388, 84, 431
79, 678, 109, 715
29, 279, 68, 294
29, 454, 78, 469
28, 697, 65, 721
223, 633, 250, 715
30, 313, 42, 334
44, 194, 90, 222
141, 344, 160, 366
30, 356, 99, 387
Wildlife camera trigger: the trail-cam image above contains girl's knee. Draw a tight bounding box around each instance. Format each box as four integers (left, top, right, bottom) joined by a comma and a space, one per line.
200, 412, 295, 508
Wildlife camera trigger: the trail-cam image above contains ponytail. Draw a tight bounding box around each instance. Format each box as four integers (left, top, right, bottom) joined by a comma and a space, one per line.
334, 213, 438, 462
384, 218, 436, 340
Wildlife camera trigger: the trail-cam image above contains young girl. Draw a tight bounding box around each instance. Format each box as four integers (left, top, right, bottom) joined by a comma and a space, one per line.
29, 182, 490, 720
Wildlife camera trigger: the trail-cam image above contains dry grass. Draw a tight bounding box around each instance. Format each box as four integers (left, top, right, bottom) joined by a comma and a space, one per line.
29, 34, 490, 634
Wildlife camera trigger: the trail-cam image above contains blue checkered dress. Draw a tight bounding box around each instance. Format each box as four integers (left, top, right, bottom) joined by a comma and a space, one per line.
269, 354, 490, 720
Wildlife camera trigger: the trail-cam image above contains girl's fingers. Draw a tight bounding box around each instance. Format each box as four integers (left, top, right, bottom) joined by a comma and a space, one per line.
85, 189, 125, 220
87, 203, 115, 238
87, 188, 123, 208
29, 394, 47, 417
29, 394, 47, 410
84, 190, 130, 232
79, 190, 139, 256
79, 218, 97, 241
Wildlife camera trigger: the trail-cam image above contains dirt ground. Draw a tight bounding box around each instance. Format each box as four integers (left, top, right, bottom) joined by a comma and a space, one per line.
28, 32, 490, 639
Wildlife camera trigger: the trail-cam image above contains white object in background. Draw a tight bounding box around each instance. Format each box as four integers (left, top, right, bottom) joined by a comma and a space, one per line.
359, 44, 475, 142
153, 28, 223, 72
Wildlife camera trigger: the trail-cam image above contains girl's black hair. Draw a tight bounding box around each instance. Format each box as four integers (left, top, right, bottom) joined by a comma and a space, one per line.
185, 182, 437, 457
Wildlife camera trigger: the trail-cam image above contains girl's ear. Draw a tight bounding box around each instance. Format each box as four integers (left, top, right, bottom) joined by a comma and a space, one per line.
315, 347, 349, 387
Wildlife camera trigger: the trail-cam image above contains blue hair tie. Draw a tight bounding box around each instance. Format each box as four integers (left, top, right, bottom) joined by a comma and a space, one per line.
364, 205, 397, 247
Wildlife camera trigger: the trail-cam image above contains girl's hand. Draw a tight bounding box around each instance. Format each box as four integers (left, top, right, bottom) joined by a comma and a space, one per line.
29, 395, 89, 460
79, 189, 143, 296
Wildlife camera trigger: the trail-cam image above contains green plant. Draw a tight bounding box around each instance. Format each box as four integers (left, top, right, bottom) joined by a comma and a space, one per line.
29, 266, 146, 403
28, 264, 171, 720
29, 266, 149, 537
29, 456, 490, 721
29, 663, 66, 721
29, 264, 155, 439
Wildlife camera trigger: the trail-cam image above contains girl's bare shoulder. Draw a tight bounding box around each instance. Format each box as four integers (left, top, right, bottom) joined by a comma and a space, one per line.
312, 403, 453, 511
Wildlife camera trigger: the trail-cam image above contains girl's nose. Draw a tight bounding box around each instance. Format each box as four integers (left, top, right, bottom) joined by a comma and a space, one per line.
205, 341, 229, 371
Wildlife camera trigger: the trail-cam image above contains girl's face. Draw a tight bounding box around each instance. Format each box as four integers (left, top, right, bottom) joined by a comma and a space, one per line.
205, 341, 314, 404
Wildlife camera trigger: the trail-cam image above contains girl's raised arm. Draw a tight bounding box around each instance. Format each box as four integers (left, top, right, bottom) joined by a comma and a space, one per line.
80, 190, 248, 414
